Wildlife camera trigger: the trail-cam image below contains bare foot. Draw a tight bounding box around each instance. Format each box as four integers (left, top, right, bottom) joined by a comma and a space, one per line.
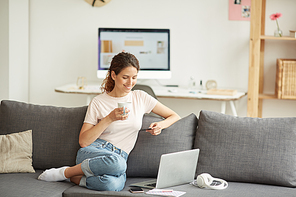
70, 175, 83, 185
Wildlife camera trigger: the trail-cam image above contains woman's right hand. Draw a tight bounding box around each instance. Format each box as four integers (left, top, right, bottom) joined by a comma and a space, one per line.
79, 107, 130, 148
108, 107, 130, 121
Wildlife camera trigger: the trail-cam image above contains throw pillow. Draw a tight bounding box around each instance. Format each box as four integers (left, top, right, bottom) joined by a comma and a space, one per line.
194, 110, 296, 187
127, 113, 198, 177
0, 130, 35, 173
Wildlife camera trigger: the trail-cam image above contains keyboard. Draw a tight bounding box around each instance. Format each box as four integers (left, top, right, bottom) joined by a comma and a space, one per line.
145, 182, 156, 187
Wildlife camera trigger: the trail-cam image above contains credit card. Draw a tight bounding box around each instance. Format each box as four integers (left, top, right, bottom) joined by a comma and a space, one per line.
139, 128, 153, 131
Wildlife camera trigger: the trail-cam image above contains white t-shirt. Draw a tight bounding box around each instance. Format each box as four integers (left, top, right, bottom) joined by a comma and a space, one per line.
84, 90, 158, 154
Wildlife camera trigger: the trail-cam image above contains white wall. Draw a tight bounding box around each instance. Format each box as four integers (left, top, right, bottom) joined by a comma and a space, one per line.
3, 0, 296, 117
0, 0, 29, 102
0, 0, 9, 99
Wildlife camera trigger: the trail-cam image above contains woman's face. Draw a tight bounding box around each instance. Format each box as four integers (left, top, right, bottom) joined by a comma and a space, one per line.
111, 66, 138, 96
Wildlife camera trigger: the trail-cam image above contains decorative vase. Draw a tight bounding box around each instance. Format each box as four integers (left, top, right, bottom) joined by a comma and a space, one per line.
274, 28, 283, 37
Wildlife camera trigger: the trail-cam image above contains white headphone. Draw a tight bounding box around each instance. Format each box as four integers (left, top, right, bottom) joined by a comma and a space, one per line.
193, 173, 228, 190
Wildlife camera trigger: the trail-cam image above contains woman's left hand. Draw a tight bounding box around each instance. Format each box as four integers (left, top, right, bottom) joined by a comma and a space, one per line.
147, 122, 163, 136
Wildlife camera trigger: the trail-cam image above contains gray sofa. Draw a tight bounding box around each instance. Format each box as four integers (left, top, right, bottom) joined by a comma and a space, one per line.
0, 100, 296, 197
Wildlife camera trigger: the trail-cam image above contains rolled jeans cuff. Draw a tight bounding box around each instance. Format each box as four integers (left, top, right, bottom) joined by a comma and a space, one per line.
81, 158, 94, 177
79, 176, 87, 187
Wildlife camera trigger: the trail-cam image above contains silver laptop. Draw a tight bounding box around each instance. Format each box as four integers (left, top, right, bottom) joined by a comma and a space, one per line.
130, 149, 200, 189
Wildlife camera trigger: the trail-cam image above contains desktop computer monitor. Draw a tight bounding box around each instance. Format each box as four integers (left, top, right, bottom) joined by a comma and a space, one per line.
98, 28, 171, 79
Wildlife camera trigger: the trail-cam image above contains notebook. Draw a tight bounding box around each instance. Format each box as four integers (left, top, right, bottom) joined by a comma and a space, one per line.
130, 149, 200, 189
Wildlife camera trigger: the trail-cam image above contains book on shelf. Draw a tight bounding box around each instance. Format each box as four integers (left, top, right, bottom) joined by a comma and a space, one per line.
290, 30, 296, 38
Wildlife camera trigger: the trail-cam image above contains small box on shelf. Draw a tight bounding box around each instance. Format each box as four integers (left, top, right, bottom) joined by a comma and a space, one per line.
275, 59, 296, 99
289, 30, 296, 38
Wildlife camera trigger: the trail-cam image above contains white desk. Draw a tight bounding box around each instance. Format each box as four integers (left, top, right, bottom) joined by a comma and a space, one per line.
151, 86, 246, 116
55, 84, 246, 116
55, 84, 101, 104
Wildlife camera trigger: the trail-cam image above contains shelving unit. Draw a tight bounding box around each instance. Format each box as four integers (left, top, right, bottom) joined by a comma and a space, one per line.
247, 0, 296, 117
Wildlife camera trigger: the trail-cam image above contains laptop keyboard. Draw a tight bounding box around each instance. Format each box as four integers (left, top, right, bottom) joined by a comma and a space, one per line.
145, 183, 156, 187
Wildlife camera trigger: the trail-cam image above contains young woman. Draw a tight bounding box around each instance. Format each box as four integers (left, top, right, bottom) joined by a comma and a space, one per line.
38, 52, 180, 191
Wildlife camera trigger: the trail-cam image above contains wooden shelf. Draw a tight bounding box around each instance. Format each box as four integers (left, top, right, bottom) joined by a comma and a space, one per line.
260, 35, 296, 40
247, 0, 296, 118
259, 94, 277, 99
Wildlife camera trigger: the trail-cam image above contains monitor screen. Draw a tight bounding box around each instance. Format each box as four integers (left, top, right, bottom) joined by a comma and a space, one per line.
98, 28, 171, 79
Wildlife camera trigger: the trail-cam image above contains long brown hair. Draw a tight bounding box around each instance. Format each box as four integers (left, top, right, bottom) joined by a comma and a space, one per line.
101, 52, 140, 93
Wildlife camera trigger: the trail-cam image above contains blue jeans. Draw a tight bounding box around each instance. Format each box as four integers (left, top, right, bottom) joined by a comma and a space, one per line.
76, 139, 128, 191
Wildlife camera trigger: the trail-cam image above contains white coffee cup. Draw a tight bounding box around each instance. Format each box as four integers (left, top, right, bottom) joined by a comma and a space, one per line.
118, 102, 132, 116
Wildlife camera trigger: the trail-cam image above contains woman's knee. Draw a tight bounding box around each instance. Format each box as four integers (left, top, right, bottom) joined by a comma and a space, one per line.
99, 154, 126, 170
86, 174, 126, 191
100, 154, 127, 174
111, 155, 127, 172
82, 154, 127, 177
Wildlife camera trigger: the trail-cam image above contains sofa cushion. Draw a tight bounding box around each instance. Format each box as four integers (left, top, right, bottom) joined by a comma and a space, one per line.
0, 170, 74, 197
0, 130, 35, 173
63, 179, 296, 197
194, 110, 296, 187
127, 113, 198, 177
0, 100, 87, 170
